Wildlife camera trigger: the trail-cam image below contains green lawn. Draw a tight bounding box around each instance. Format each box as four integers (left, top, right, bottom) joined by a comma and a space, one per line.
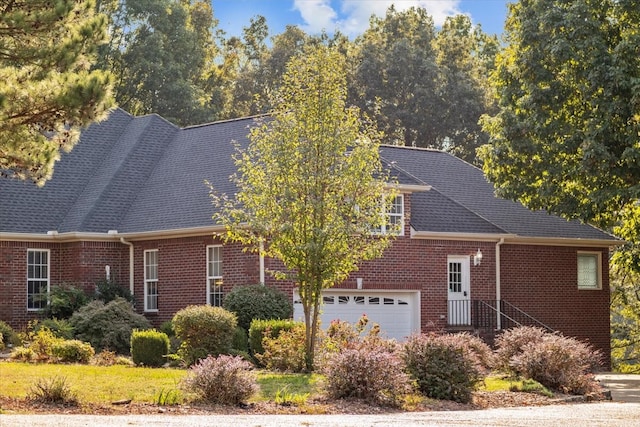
0, 361, 535, 409
0, 361, 321, 405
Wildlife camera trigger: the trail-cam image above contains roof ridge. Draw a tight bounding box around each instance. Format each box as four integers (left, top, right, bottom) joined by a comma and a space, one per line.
56, 109, 135, 231
182, 113, 270, 130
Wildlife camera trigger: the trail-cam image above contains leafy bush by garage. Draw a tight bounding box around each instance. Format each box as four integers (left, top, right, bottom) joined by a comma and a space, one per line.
402, 333, 484, 403
172, 305, 237, 365
323, 340, 413, 407
223, 284, 293, 331
69, 297, 151, 354
258, 322, 307, 372
248, 318, 300, 358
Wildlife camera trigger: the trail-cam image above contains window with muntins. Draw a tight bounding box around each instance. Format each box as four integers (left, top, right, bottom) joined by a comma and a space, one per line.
27, 249, 49, 311
577, 252, 601, 290
144, 249, 159, 311
372, 194, 404, 235
207, 245, 223, 306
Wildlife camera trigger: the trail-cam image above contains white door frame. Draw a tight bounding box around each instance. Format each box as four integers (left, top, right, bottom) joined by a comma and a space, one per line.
447, 255, 471, 325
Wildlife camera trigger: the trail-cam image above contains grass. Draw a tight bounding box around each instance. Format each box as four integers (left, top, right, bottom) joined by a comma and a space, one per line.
0, 361, 320, 405
481, 375, 553, 397
0, 362, 186, 404
1, 361, 538, 409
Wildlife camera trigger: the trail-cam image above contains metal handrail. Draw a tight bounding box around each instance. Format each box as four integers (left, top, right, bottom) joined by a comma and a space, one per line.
447, 299, 555, 332
501, 300, 555, 332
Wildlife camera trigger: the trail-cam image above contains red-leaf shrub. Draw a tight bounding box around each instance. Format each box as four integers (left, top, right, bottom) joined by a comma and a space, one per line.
323, 342, 413, 407
181, 354, 258, 404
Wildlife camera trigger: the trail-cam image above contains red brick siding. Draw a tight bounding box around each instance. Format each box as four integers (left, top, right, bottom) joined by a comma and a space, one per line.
132, 237, 260, 326
500, 244, 611, 368
0, 240, 129, 330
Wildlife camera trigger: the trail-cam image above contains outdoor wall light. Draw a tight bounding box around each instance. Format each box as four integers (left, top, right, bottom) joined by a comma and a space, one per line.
473, 248, 483, 266
356, 277, 363, 289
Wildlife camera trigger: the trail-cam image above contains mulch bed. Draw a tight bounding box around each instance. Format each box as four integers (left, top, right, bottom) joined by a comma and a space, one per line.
0, 390, 605, 416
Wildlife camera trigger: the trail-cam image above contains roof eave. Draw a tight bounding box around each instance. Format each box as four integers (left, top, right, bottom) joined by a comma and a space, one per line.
410, 229, 623, 247
0, 225, 227, 243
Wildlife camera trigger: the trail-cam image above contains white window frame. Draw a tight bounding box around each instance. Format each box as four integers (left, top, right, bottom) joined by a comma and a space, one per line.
373, 194, 404, 236
144, 249, 159, 312
207, 245, 223, 306
27, 249, 50, 311
577, 251, 602, 290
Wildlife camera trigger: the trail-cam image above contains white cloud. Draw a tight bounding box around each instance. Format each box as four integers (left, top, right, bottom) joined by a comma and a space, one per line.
292, 0, 338, 34
293, 0, 463, 37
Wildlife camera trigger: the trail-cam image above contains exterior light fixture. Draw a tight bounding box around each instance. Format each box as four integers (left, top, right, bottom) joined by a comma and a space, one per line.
473, 248, 483, 266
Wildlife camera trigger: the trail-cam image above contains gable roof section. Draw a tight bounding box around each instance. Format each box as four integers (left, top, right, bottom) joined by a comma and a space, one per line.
0, 109, 619, 244
379, 145, 615, 241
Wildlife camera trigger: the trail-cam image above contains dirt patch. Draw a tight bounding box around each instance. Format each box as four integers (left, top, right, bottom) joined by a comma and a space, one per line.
0, 390, 601, 416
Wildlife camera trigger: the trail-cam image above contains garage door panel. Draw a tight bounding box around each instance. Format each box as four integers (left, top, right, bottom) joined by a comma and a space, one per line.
294, 291, 419, 341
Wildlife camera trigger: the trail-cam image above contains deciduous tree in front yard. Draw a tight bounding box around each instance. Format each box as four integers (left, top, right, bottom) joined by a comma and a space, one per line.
213, 44, 394, 371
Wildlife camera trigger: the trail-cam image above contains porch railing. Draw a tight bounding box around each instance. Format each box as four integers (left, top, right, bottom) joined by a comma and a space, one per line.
447, 299, 555, 332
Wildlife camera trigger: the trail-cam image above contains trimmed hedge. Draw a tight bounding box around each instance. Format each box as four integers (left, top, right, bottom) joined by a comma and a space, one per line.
223, 284, 293, 331
248, 318, 300, 357
130, 329, 170, 367
172, 305, 237, 365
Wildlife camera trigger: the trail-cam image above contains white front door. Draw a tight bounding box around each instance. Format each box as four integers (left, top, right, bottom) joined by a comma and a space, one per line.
447, 255, 471, 325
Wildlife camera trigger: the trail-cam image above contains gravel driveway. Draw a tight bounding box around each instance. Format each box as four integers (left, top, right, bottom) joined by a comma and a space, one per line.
3, 402, 640, 427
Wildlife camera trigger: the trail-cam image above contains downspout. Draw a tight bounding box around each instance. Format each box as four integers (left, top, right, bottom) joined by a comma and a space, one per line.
120, 237, 134, 296
259, 239, 265, 285
496, 238, 505, 330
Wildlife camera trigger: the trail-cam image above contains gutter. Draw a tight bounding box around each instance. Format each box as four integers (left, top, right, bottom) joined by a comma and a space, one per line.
107, 230, 134, 296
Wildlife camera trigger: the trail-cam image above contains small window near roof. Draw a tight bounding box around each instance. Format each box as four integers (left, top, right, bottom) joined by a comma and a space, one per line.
577, 252, 601, 290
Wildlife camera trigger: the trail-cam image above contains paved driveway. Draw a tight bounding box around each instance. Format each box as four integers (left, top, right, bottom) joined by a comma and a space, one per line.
2, 403, 640, 427
597, 373, 640, 403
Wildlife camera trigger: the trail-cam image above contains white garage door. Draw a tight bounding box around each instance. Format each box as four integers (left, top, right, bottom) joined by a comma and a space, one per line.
293, 290, 420, 341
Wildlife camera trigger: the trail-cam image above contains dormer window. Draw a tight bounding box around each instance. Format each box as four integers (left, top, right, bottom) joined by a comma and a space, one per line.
373, 194, 404, 236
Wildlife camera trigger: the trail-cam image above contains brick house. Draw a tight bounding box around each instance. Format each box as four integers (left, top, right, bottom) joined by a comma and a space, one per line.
0, 109, 620, 366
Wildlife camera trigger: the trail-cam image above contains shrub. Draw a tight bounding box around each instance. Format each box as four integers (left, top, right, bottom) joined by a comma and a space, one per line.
222, 284, 293, 331
69, 298, 151, 354
43, 283, 89, 319
29, 376, 78, 405
10, 346, 35, 361
493, 326, 547, 373
181, 354, 258, 404
172, 305, 237, 365
323, 342, 413, 407
94, 279, 134, 304
52, 339, 95, 363
510, 333, 603, 395
35, 318, 74, 340
232, 326, 249, 353
258, 322, 306, 372
91, 350, 133, 366
436, 332, 495, 375
249, 318, 299, 357
28, 327, 61, 362
402, 333, 484, 403
0, 320, 19, 348
130, 329, 170, 367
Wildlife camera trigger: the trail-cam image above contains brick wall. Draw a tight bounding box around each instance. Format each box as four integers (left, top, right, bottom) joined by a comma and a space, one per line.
0, 233, 612, 368
500, 244, 611, 368
0, 240, 129, 329
131, 236, 260, 326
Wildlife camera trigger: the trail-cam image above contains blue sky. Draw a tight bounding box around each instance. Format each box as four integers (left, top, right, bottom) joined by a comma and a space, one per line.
212, 0, 511, 40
